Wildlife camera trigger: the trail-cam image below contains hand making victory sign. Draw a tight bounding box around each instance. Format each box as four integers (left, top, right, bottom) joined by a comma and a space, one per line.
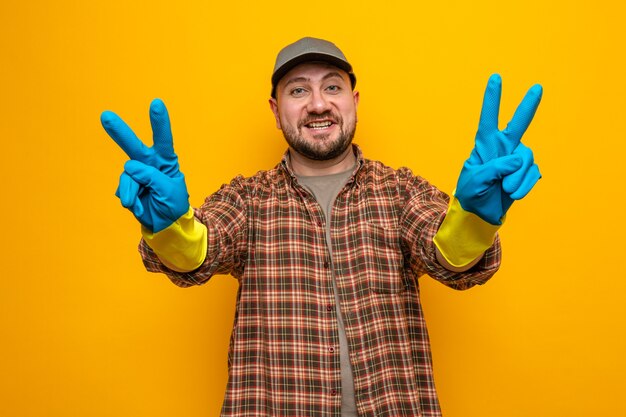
100, 99, 190, 234
434, 74, 543, 269
455, 74, 543, 225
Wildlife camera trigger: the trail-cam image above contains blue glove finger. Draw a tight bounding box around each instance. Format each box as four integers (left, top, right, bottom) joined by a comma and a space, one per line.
502, 142, 535, 194
117, 171, 145, 218
509, 164, 541, 200
101, 111, 151, 161
123, 159, 170, 188
457, 154, 521, 199
502, 84, 543, 144
149, 99, 175, 159
477, 74, 502, 135
117, 171, 141, 208
471, 154, 523, 186
149, 99, 181, 177
474, 74, 513, 163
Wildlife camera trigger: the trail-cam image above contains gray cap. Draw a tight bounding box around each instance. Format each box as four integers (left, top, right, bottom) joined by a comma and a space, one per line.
271, 37, 356, 98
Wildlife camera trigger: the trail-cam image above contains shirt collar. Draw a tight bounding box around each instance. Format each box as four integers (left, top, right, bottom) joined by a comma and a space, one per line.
280, 144, 365, 184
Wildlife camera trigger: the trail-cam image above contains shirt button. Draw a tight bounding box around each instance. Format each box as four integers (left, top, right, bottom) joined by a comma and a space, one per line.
331, 389, 337, 396
323, 261, 330, 269
329, 347, 335, 353
326, 304, 333, 312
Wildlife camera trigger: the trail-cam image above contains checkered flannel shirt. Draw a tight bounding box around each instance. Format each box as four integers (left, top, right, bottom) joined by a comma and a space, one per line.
139, 145, 501, 416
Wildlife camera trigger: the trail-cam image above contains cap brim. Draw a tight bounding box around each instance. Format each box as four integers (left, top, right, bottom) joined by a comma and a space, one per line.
271, 53, 356, 97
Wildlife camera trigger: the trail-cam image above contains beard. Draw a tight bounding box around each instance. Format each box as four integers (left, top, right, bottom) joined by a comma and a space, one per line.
281, 111, 357, 161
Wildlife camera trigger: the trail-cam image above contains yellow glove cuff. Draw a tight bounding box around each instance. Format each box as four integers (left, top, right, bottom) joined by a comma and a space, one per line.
141, 207, 207, 272
433, 197, 501, 268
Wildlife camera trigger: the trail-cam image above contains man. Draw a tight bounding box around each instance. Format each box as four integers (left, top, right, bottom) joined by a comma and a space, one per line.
101, 37, 542, 416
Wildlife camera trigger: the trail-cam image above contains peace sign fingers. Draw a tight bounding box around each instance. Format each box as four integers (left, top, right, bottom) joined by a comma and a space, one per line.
474, 75, 543, 163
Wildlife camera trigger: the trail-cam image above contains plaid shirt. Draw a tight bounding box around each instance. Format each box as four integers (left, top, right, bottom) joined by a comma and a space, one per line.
139, 145, 501, 417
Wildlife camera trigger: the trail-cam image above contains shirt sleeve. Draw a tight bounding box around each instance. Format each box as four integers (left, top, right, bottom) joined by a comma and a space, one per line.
396, 167, 501, 290
138, 176, 249, 288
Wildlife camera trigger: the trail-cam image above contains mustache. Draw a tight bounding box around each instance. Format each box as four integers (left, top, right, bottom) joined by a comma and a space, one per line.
298, 111, 342, 128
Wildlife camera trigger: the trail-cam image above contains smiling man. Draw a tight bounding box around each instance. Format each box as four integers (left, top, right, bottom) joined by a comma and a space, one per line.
101, 37, 542, 417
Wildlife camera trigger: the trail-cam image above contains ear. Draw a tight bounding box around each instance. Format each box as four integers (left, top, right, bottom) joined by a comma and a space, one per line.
268, 98, 282, 129
353, 90, 360, 108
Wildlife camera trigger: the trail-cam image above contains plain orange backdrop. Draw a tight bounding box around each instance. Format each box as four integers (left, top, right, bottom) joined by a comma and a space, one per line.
1, 1, 624, 416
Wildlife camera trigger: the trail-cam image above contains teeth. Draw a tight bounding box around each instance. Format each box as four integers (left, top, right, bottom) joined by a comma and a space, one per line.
308, 121, 332, 129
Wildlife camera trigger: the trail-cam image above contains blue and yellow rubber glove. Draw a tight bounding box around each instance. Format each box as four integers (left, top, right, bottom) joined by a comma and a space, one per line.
434, 74, 543, 268
101, 99, 206, 272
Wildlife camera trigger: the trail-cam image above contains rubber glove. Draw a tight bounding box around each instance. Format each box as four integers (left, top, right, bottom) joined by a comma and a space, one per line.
101, 99, 207, 271
455, 74, 543, 225
434, 74, 542, 267
101, 99, 190, 233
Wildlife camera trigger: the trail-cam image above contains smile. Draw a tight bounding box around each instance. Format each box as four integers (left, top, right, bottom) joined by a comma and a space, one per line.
305, 121, 333, 130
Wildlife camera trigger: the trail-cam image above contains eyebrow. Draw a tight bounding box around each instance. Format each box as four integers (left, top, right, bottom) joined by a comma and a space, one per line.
283, 71, 345, 89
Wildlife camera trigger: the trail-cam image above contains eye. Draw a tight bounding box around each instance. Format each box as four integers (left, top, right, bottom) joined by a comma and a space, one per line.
326, 85, 341, 93
290, 87, 307, 97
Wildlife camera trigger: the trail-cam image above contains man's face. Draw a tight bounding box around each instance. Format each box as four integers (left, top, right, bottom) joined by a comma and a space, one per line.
269, 62, 359, 161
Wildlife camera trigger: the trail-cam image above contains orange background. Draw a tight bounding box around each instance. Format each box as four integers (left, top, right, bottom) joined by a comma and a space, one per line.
1, 1, 624, 416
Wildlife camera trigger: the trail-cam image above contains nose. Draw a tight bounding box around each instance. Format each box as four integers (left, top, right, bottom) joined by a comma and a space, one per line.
306, 89, 331, 114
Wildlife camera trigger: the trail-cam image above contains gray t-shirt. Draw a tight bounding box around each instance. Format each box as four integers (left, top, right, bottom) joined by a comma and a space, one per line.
297, 169, 358, 417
